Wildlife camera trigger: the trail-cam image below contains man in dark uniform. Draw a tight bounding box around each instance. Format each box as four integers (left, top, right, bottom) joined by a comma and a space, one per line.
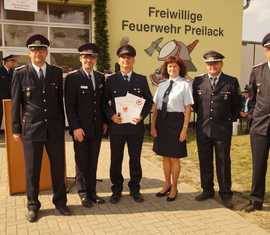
192, 51, 241, 208
65, 43, 106, 207
243, 33, 270, 212
11, 34, 71, 222
104, 45, 153, 203
0, 55, 17, 132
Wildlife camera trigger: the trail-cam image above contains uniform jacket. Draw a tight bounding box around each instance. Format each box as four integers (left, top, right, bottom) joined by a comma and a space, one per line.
64, 69, 106, 139
0, 65, 13, 100
11, 63, 65, 141
249, 62, 270, 135
104, 72, 153, 135
193, 72, 241, 140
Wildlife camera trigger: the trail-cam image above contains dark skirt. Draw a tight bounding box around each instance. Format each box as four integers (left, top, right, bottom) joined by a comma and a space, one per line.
153, 111, 187, 158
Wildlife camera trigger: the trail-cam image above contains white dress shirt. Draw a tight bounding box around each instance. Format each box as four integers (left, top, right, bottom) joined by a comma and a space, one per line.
83, 68, 96, 90
121, 71, 132, 81
208, 72, 222, 87
32, 63, 47, 78
153, 76, 194, 112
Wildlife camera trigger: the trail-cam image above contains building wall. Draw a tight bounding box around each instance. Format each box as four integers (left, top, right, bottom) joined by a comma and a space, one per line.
107, 0, 243, 93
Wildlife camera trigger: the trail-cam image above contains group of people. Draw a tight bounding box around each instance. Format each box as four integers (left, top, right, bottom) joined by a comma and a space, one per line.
6, 31, 270, 222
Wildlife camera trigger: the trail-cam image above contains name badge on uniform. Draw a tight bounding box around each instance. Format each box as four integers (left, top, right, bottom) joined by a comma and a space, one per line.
80, 85, 88, 89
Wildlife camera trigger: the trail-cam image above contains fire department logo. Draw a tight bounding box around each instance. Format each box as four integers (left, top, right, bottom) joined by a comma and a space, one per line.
144, 37, 199, 86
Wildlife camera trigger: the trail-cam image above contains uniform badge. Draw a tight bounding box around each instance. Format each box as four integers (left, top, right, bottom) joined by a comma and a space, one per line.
26, 87, 31, 97
113, 90, 117, 94
108, 100, 112, 106
80, 85, 88, 89
222, 91, 231, 100
256, 83, 262, 93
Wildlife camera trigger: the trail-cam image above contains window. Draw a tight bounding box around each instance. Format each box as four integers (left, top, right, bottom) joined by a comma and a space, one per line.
4, 25, 48, 47
49, 5, 90, 24
51, 53, 81, 73
50, 28, 89, 49
0, 1, 91, 72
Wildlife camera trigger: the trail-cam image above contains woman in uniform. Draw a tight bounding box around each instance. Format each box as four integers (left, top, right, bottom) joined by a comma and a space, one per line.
151, 56, 193, 201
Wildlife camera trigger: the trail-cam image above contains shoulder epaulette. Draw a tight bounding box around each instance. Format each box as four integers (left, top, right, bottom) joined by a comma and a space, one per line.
15, 65, 26, 71
95, 70, 105, 76
253, 62, 265, 68
185, 76, 193, 82
158, 79, 167, 84
67, 69, 78, 75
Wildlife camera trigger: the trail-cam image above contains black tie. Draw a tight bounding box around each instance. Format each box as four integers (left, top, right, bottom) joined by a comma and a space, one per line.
161, 80, 174, 118
123, 75, 129, 81
88, 74, 95, 90
39, 68, 44, 80
211, 77, 217, 89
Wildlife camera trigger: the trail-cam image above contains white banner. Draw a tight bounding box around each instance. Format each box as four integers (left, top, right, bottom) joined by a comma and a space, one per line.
4, 0, 38, 12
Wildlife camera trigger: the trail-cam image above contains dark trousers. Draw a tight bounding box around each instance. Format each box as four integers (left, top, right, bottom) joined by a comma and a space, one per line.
110, 133, 144, 194
73, 136, 102, 198
250, 131, 270, 202
197, 131, 232, 199
22, 138, 67, 211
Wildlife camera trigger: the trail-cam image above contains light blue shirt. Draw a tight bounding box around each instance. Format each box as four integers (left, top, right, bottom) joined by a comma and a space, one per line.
153, 76, 194, 112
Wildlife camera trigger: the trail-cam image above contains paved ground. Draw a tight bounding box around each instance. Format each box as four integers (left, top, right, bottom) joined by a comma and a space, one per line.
0, 136, 268, 235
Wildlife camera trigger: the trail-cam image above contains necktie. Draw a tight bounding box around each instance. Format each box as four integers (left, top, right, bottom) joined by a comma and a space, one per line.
39, 68, 44, 80
123, 75, 129, 81
88, 74, 95, 90
211, 77, 217, 89
161, 80, 174, 118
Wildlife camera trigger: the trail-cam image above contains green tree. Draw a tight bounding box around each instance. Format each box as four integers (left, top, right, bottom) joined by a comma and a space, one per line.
94, 0, 110, 72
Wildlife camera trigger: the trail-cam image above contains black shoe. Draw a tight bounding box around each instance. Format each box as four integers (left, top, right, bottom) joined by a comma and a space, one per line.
89, 194, 106, 204
131, 192, 144, 203
156, 186, 171, 197
243, 201, 263, 213
110, 192, 121, 204
81, 196, 93, 208
167, 191, 178, 202
195, 192, 214, 201
26, 209, 38, 223
221, 198, 233, 209
56, 206, 72, 216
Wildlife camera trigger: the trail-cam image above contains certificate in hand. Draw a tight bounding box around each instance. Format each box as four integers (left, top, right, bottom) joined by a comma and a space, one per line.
114, 93, 145, 124
115, 96, 131, 124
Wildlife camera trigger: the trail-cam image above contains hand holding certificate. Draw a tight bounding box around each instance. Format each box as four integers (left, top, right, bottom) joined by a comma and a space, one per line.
115, 92, 145, 124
